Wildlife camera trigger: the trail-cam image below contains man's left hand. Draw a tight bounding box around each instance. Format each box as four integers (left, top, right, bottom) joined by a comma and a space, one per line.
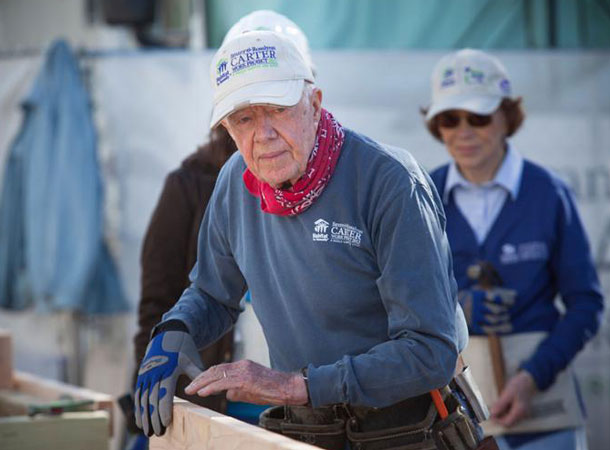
185, 359, 309, 405
490, 370, 537, 427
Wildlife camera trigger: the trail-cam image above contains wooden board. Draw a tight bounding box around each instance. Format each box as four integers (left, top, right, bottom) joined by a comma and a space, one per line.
0, 410, 108, 450
13, 370, 114, 433
150, 399, 321, 450
463, 333, 585, 435
0, 330, 12, 388
0, 371, 114, 437
0, 389, 42, 417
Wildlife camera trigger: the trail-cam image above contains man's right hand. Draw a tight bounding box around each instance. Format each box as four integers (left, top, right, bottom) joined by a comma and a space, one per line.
134, 323, 203, 436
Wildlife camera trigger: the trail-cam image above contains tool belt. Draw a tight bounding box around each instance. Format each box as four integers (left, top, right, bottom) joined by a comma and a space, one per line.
260, 383, 498, 450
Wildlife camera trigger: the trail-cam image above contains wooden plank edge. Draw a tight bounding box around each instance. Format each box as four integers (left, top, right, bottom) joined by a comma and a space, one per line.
0, 410, 109, 450
150, 399, 321, 450
0, 330, 13, 389
13, 370, 114, 436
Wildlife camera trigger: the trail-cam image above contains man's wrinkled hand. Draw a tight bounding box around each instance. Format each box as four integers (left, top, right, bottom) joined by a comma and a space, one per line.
185, 359, 308, 406
490, 370, 537, 427
134, 330, 203, 436
458, 287, 516, 334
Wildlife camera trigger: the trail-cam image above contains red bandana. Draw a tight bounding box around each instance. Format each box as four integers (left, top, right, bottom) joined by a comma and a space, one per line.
243, 109, 345, 216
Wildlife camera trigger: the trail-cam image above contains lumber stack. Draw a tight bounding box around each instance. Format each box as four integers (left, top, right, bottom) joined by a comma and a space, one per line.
0, 329, 113, 449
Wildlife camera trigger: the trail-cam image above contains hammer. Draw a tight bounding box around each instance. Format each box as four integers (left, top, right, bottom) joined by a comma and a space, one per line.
467, 261, 507, 394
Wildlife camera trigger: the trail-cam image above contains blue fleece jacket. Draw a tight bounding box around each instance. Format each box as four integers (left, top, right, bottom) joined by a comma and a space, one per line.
431, 160, 604, 391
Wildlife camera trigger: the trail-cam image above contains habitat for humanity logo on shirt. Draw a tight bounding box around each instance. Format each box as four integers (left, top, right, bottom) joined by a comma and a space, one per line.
312, 219, 362, 247
500, 241, 548, 264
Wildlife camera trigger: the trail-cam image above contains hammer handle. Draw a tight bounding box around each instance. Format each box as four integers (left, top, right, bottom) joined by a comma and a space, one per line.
488, 334, 506, 394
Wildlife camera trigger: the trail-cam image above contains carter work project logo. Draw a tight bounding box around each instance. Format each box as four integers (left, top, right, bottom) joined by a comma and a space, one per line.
217, 46, 278, 86
312, 219, 363, 247
231, 45, 278, 73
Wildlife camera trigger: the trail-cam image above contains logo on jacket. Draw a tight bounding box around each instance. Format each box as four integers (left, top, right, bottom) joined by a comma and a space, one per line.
500, 241, 548, 265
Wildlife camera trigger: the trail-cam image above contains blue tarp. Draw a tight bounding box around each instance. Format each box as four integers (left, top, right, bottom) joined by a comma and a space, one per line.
206, 0, 610, 49
0, 39, 128, 314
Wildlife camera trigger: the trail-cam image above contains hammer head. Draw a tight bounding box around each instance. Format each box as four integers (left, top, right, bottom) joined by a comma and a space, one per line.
466, 261, 503, 288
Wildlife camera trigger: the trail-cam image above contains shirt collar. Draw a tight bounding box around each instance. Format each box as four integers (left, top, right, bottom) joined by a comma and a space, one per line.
443, 143, 524, 204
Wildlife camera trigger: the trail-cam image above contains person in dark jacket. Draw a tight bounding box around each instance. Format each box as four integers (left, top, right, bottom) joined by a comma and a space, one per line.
133, 125, 237, 413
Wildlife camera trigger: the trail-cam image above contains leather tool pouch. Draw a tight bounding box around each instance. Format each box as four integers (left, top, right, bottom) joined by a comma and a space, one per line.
260, 388, 495, 450
259, 405, 347, 450
430, 410, 478, 450
430, 390, 480, 450
346, 394, 437, 450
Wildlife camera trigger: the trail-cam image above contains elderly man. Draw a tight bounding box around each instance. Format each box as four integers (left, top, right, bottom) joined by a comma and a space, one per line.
135, 30, 487, 450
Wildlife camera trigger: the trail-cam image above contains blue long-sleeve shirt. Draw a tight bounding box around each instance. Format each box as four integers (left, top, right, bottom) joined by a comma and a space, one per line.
163, 129, 466, 407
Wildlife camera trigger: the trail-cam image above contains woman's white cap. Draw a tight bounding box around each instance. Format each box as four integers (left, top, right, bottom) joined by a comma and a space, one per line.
210, 30, 314, 129
426, 48, 512, 121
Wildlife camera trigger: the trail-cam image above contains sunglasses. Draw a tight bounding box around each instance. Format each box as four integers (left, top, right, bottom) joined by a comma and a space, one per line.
436, 111, 493, 128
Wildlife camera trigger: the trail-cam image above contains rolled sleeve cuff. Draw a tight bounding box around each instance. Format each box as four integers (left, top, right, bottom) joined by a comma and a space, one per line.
161, 311, 200, 343
307, 363, 346, 407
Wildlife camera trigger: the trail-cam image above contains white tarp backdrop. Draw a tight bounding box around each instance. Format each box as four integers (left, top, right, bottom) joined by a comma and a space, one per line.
0, 50, 609, 448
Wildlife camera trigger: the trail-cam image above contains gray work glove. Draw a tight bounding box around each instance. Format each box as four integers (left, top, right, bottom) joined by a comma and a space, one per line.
134, 321, 203, 436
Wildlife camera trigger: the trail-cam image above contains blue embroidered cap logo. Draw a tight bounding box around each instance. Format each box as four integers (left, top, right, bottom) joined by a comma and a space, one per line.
217, 58, 228, 75
216, 58, 230, 86
441, 67, 456, 88
499, 78, 511, 95
464, 66, 485, 84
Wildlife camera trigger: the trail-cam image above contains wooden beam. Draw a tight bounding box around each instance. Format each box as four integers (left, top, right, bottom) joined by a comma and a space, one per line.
13, 371, 112, 406
7, 371, 114, 435
14, 371, 113, 415
0, 330, 12, 388
150, 399, 321, 450
0, 389, 42, 417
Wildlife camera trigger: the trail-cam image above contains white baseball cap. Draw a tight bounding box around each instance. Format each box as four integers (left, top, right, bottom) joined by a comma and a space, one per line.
426, 48, 512, 121
222, 10, 314, 72
210, 30, 314, 129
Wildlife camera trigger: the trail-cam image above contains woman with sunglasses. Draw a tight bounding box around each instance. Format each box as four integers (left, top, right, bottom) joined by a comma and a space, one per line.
426, 49, 603, 450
